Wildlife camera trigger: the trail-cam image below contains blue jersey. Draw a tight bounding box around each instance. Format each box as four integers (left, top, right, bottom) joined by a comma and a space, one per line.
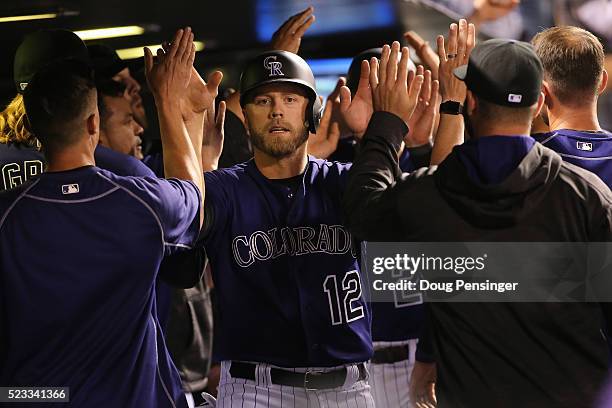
533, 129, 612, 186
0, 166, 200, 407
0, 143, 44, 191
203, 156, 372, 367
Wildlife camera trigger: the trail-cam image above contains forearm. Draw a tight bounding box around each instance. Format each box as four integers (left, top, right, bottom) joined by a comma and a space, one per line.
343, 112, 405, 241
430, 113, 464, 165
183, 115, 206, 170
157, 102, 205, 225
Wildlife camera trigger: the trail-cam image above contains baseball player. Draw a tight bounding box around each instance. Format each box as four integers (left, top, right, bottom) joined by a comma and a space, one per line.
531, 26, 612, 184
197, 50, 374, 407
343, 37, 612, 407
0, 28, 205, 407
0, 29, 155, 193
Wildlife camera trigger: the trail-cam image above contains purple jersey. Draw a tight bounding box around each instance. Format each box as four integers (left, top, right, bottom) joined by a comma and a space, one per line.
0, 143, 44, 191
0, 166, 200, 407
203, 156, 372, 367
534, 129, 612, 186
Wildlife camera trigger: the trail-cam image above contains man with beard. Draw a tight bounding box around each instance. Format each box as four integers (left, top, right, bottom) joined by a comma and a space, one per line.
198, 50, 376, 407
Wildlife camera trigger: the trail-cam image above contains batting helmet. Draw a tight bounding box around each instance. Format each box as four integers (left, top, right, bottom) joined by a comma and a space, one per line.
239, 50, 322, 133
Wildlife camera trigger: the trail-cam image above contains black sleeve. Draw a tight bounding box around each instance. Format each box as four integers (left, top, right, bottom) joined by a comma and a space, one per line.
342, 111, 408, 241
158, 241, 208, 289
415, 305, 436, 363
407, 143, 433, 169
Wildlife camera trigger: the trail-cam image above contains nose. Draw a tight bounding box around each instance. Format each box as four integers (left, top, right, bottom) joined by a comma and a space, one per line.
270, 98, 284, 118
134, 121, 144, 136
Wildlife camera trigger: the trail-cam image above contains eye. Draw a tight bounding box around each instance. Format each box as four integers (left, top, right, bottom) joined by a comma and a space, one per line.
285, 95, 298, 103
254, 97, 271, 106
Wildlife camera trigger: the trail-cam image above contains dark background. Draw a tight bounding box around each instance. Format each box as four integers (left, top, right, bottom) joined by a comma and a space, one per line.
0, 0, 454, 105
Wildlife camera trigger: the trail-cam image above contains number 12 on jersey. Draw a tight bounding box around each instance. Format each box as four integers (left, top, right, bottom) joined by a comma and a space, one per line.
323, 270, 365, 325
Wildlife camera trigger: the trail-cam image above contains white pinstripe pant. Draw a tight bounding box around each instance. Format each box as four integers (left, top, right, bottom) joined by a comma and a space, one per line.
368, 339, 418, 408
216, 361, 375, 408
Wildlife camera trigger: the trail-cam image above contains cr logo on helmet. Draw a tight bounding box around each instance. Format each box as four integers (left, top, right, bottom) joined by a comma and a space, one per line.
264, 56, 284, 77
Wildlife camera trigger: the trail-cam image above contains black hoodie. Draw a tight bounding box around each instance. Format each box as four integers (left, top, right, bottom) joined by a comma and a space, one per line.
343, 112, 612, 408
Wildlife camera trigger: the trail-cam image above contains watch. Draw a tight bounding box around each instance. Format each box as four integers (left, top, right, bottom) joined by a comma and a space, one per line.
439, 100, 463, 115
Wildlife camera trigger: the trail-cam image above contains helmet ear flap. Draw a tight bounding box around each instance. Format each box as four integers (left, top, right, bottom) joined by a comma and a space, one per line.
308, 95, 323, 134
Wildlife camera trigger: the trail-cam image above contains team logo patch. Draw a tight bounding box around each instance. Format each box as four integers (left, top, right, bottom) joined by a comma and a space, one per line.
508, 94, 523, 103
61, 184, 80, 195
577, 141, 593, 152
19, 82, 28, 91
264, 56, 284, 77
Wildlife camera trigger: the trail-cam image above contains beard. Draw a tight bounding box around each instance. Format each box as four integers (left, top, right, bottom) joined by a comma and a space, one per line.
249, 120, 309, 158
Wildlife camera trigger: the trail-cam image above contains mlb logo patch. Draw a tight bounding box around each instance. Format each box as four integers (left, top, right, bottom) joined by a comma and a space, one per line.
61, 184, 80, 195
576, 141, 593, 152
508, 94, 523, 103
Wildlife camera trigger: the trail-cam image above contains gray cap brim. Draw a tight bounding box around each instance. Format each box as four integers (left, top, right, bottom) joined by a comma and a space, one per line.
453, 64, 468, 81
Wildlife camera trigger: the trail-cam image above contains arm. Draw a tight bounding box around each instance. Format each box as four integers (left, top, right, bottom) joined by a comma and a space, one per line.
430, 20, 476, 165
342, 43, 424, 241
145, 27, 204, 227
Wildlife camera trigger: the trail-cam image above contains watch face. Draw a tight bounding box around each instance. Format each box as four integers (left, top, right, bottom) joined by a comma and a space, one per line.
440, 101, 463, 115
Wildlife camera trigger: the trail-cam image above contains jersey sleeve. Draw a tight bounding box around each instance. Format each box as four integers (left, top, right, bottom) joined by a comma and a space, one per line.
109, 175, 202, 255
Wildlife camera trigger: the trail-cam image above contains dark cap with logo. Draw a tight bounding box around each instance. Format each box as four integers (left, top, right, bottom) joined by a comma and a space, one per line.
87, 44, 128, 80
13, 29, 90, 94
453, 39, 543, 107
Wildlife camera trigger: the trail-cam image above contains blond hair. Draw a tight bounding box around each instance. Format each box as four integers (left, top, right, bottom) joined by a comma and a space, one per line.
0, 94, 39, 147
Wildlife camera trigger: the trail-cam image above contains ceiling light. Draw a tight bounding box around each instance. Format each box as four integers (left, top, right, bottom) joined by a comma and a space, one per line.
116, 41, 205, 60
75, 25, 145, 41
0, 13, 58, 23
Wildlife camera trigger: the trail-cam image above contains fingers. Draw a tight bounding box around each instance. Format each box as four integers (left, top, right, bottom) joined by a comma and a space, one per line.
397, 47, 410, 92
369, 57, 379, 90
457, 19, 467, 57
436, 35, 447, 63
178, 27, 193, 64
408, 73, 425, 113
319, 99, 334, 131
447, 23, 458, 56
187, 42, 196, 68
329, 77, 346, 101
206, 71, 224, 99
294, 14, 315, 38
339, 86, 352, 114
379, 44, 390, 88
387, 42, 400, 88
144, 47, 154, 77
421, 69, 432, 102
403, 30, 426, 49
167, 28, 184, 60
356, 60, 370, 95
466, 23, 476, 56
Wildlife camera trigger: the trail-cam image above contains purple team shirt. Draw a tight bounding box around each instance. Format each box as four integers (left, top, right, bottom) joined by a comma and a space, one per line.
0, 166, 200, 407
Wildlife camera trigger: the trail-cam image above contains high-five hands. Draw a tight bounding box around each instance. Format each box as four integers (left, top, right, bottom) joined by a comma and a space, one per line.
437, 19, 476, 103
370, 42, 424, 127
145, 27, 195, 105
270, 6, 315, 54
406, 66, 440, 147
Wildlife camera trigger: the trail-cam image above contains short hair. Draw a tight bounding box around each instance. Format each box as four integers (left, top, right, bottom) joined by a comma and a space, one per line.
476, 96, 536, 128
96, 79, 126, 129
532, 26, 605, 106
23, 59, 96, 153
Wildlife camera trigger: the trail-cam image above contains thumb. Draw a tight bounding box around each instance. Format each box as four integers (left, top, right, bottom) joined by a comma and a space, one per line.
339, 86, 352, 114
144, 47, 153, 77
207, 71, 223, 97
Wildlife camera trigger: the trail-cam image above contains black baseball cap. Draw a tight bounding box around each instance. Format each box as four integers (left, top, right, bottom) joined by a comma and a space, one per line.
454, 39, 543, 108
13, 29, 90, 94
87, 44, 128, 80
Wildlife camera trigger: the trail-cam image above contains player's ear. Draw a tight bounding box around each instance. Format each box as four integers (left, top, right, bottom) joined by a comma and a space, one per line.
242, 108, 250, 132
534, 91, 545, 118
541, 80, 554, 108
86, 112, 98, 137
598, 69, 608, 95
466, 90, 477, 116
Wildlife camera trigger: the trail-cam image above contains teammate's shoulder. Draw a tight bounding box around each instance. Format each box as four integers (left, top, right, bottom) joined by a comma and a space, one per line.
205, 161, 250, 182
557, 159, 612, 205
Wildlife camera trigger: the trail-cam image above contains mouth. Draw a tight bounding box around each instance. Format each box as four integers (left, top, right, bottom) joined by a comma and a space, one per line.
269, 126, 290, 134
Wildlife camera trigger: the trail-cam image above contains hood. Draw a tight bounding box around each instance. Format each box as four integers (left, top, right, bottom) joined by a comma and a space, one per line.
434, 142, 562, 228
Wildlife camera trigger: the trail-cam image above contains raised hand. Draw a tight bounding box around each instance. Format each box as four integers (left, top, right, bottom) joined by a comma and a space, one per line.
370, 42, 424, 127
404, 30, 440, 80
182, 68, 223, 123
436, 19, 476, 103
339, 60, 373, 139
308, 98, 341, 159
406, 67, 440, 147
409, 361, 437, 408
202, 101, 226, 171
145, 27, 195, 104
270, 6, 315, 54
472, 0, 520, 24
